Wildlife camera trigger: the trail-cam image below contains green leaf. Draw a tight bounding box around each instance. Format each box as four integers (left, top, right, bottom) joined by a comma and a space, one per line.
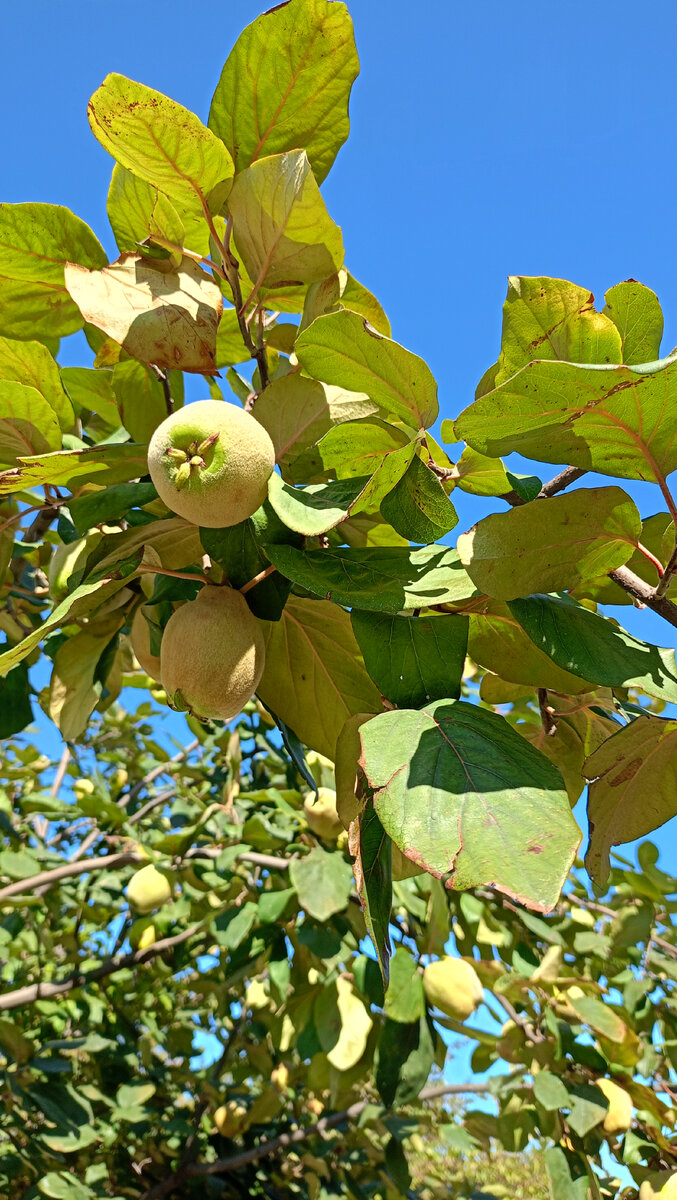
112, 360, 176, 442
38, 1173, 94, 1200
0, 337, 73, 431
455, 356, 677, 482
0, 202, 106, 339
214, 903, 257, 950
296, 309, 439, 430
468, 602, 593, 695
215, 309, 249, 368
88, 74, 233, 218
0, 380, 62, 463
0, 661, 33, 737
380, 454, 458, 544
253, 373, 376, 483
351, 611, 468, 708
69, 481, 158, 535
48, 617, 122, 741
257, 595, 382, 759
493, 276, 622, 387
199, 511, 294, 622
65, 253, 222, 374
60, 366, 120, 428
267, 472, 372, 536
457, 487, 640, 601
289, 845, 353, 921
263, 544, 478, 613
533, 1071, 570, 1111
376, 1013, 435, 1108
545, 1146, 591, 1199
209, 0, 358, 184
116, 1082, 156, 1108
584, 715, 677, 884
508, 593, 677, 703
318, 416, 411, 478
384, 947, 425, 1024
567, 994, 627, 1042
0, 442, 148, 496
0, 849, 41, 879
228, 150, 344, 294
351, 798, 392, 987
449, 446, 511, 497
41, 1126, 98, 1154
107, 163, 210, 259
360, 700, 580, 911
301, 268, 391, 337
0, 1019, 33, 1064
603, 279, 663, 364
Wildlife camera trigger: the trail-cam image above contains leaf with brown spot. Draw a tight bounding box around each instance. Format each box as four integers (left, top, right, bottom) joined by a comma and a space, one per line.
584, 715, 677, 884
65, 253, 222, 373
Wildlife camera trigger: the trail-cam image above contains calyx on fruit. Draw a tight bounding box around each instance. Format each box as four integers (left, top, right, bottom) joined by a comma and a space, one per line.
147, 399, 275, 528
126, 864, 172, 914
160, 585, 265, 722
213, 1099, 248, 1138
130, 606, 162, 680
596, 1077, 633, 1134
304, 787, 343, 840
423, 957, 484, 1021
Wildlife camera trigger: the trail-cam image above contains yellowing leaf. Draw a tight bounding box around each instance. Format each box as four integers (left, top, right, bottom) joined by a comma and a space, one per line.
253, 373, 377, 475
457, 487, 640, 601
228, 150, 344, 296
88, 74, 234, 218
326, 977, 373, 1070
0, 337, 74, 431
0, 202, 106, 339
257, 595, 382, 759
209, 0, 358, 184
0, 381, 61, 463
48, 616, 124, 741
584, 715, 677, 884
65, 253, 222, 374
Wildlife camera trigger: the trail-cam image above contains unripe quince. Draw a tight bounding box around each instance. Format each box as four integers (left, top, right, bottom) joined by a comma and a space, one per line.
304, 788, 343, 840
147, 399, 275, 528
73, 778, 95, 799
131, 607, 162, 680
129, 918, 157, 950
213, 1099, 248, 1137
48, 531, 101, 601
596, 1077, 633, 1134
640, 1176, 677, 1199
423, 957, 484, 1021
126, 864, 172, 914
161, 586, 265, 722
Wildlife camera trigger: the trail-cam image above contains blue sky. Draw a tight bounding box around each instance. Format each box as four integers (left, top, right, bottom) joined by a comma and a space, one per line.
4, 0, 677, 857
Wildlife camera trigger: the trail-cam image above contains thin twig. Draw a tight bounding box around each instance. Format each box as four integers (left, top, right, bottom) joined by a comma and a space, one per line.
492, 992, 545, 1044
240, 564, 276, 595
537, 466, 587, 499
149, 365, 174, 417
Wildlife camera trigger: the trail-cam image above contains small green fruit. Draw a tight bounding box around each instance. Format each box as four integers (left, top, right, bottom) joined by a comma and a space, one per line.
160, 586, 265, 722
147, 399, 275, 528
423, 957, 484, 1021
126, 864, 172, 914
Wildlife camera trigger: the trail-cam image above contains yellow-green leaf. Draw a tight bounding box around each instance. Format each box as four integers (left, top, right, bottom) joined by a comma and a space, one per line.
0, 380, 61, 464
0, 337, 74, 431
208, 0, 358, 184
88, 74, 233, 218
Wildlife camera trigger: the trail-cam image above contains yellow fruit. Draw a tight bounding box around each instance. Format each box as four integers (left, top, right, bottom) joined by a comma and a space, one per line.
147, 399, 275, 528
245, 979, 270, 1009
73, 778, 95, 799
214, 1099, 248, 1137
126, 864, 172, 914
110, 768, 128, 791
271, 1063, 289, 1091
596, 1077, 633, 1134
423, 957, 484, 1021
48, 531, 101, 601
304, 788, 343, 840
640, 1176, 677, 1199
131, 607, 162, 680
326, 977, 373, 1071
129, 918, 157, 950
161, 586, 265, 722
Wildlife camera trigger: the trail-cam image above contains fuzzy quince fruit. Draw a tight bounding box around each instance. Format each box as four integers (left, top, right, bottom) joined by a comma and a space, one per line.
126, 864, 172, 914
596, 1077, 633, 1134
304, 788, 343, 840
147, 399, 275, 528
160, 585, 265, 722
423, 957, 484, 1021
130, 607, 162, 680
213, 1099, 248, 1138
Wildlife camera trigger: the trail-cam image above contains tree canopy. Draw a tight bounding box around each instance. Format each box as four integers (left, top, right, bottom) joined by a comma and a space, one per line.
2, 1, 677, 1197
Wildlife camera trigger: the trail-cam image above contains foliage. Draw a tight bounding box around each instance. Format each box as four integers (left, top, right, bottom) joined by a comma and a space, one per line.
1, 0, 677, 1195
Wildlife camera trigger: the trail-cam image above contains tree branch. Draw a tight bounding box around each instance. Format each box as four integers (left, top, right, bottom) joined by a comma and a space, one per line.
138, 1081, 498, 1199
0, 922, 204, 1012
608, 565, 677, 631
537, 466, 587, 499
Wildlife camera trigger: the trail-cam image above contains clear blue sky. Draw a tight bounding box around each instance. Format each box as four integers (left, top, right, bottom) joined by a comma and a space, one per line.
4, 0, 677, 858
